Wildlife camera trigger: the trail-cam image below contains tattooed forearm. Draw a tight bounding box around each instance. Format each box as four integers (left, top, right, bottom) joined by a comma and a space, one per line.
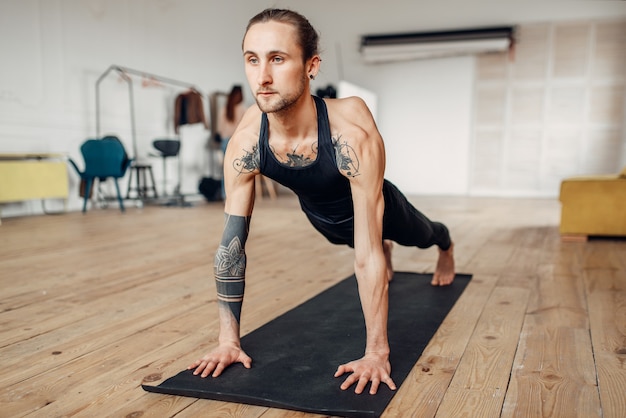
214, 214, 251, 323
332, 135, 360, 177
233, 145, 260, 175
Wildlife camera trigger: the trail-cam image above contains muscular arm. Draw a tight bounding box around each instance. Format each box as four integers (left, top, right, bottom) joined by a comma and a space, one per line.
331, 97, 396, 394
215, 116, 259, 344
189, 110, 259, 377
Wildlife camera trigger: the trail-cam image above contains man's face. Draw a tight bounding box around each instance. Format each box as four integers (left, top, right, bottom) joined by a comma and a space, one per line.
242, 21, 308, 114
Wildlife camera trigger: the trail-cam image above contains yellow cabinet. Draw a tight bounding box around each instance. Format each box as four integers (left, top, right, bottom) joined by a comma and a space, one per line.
0, 154, 69, 223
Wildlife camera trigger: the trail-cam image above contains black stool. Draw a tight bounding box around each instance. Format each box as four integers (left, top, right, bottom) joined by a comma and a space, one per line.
151, 139, 181, 196
126, 162, 158, 200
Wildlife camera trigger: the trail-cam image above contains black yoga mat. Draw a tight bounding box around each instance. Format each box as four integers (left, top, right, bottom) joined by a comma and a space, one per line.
143, 272, 471, 418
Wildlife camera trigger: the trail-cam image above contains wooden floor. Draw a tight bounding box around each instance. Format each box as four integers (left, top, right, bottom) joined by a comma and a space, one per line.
1, 194, 625, 417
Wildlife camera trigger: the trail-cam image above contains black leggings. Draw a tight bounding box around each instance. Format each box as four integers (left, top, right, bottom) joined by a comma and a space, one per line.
304, 180, 452, 251
382, 180, 451, 250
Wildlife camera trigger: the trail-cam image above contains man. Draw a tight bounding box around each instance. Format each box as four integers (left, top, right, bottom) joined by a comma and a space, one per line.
188, 8, 455, 395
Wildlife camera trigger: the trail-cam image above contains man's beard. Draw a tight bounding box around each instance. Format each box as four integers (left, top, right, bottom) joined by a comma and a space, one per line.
255, 77, 306, 115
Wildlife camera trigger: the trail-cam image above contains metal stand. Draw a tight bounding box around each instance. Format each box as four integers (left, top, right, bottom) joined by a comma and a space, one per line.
95, 65, 208, 207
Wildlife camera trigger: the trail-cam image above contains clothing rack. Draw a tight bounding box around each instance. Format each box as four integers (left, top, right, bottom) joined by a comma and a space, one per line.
95, 64, 205, 159
95, 65, 210, 206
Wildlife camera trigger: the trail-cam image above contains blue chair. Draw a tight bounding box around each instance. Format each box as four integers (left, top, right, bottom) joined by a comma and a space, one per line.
69, 136, 132, 213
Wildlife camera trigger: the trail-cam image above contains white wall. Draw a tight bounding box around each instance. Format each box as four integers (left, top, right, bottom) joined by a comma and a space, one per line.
374, 56, 473, 195
470, 20, 626, 197
1, 0, 626, 217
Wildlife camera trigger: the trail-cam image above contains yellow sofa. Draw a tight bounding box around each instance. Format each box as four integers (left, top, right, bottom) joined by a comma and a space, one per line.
559, 167, 626, 238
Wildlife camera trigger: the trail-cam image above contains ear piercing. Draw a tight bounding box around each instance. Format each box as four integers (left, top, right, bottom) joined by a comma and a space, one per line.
309, 74, 315, 80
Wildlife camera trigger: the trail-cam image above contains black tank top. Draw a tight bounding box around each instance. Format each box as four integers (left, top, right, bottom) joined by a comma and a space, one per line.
259, 96, 354, 224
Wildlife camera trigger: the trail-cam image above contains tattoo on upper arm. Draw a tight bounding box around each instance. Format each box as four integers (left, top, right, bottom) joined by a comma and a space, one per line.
214, 214, 251, 323
233, 144, 260, 175
332, 135, 360, 177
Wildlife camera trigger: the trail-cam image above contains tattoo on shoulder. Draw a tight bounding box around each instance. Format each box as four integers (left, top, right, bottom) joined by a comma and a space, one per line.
332, 135, 360, 177
233, 144, 260, 175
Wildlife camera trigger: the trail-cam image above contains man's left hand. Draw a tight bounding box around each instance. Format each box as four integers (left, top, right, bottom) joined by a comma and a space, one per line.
334, 353, 397, 394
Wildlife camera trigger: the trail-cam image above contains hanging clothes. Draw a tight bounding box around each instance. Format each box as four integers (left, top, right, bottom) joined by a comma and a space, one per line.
174, 89, 208, 133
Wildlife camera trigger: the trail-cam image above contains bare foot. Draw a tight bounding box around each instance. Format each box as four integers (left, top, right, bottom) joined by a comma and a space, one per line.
383, 240, 394, 282
432, 242, 455, 286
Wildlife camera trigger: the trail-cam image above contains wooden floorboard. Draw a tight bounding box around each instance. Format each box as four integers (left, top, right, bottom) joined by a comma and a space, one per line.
436, 286, 530, 418
585, 265, 626, 418
1, 194, 625, 417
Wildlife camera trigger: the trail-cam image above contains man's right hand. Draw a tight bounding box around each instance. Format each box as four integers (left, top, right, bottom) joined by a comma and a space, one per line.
187, 343, 252, 378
